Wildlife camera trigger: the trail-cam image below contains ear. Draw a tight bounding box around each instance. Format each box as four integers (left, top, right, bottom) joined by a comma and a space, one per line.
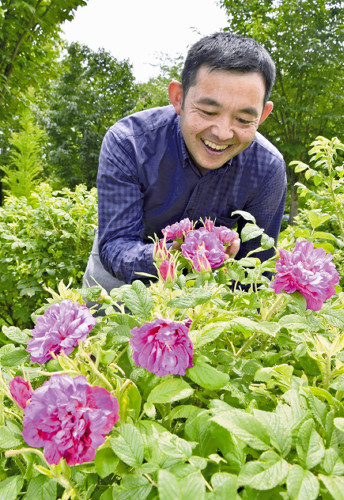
259, 101, 273, 125
168, 80, 183, 115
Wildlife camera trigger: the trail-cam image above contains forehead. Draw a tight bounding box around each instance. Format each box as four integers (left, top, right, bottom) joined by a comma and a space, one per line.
186, 66, 266, 106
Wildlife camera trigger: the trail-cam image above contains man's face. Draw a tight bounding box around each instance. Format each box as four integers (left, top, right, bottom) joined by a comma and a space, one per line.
170, 66, 272, 174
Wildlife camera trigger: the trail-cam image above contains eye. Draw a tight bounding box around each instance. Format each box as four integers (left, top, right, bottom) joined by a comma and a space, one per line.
198, 108, 216, 116
237, 117, 252, 124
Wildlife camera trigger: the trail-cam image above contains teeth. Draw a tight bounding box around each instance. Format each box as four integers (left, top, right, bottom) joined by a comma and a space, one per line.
203, 139, 228, 151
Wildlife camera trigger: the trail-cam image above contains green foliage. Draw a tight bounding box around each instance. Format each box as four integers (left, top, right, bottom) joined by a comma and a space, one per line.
0, 0, 86, 178
40, 43, 138, 188
281, 136, 344, 282
219, 0, 344, 220
0, 107, 46, 199
0, 183, 97, 328
134, 53, 184, 112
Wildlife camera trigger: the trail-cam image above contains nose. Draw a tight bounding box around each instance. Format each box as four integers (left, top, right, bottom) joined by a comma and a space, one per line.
211, 116, 235, 141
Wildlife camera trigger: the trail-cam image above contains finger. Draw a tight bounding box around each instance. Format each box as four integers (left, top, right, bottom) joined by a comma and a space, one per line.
225, 237, 241, 259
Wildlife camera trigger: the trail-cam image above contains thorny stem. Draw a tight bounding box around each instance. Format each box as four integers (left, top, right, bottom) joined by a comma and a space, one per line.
261, 294, 286, 321
236, 294, 286, 358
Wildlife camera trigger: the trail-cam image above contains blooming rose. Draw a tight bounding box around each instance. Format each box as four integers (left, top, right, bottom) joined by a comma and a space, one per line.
181, 227, 226, 271
9, 376, 33, 409
22, 374, 119, 466
270, 240, 339, 311
130, 318, 193, 377
162, 218, 194, 241
27, 300, 96, 364
204, 219, 237, 245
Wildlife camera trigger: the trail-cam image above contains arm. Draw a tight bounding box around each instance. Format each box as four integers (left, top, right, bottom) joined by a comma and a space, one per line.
97, 129, 157, 284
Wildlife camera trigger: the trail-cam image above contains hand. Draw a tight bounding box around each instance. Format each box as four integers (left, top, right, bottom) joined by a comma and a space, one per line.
224, 233, 240, 260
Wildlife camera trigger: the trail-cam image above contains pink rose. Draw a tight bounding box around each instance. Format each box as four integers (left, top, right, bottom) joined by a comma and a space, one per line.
270, 240, 339, 311
9, 376, 33, 409
130, 318, 193, 376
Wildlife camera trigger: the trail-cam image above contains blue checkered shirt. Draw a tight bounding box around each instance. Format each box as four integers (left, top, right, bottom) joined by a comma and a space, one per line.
97, 105, 287, 283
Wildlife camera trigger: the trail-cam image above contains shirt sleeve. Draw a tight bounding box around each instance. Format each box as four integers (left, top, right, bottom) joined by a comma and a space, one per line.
97, 129, 156, 284
236, 154, 287, 262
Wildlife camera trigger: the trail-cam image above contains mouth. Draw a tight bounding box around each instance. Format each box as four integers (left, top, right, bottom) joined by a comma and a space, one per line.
202, 139, 231, 153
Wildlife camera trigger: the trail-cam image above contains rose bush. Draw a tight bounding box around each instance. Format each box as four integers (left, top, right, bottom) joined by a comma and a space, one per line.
1, 186, 344, 498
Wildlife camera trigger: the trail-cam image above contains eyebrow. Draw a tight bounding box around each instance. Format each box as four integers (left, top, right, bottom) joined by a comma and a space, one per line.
196, 98, 259, 117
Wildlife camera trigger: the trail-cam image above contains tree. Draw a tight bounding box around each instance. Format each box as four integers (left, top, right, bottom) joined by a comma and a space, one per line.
41, 43, 138, 188
0, 106, 46, 199
0, 0, 87, 201
219, 0, 344, 222
134, 53, 184, 112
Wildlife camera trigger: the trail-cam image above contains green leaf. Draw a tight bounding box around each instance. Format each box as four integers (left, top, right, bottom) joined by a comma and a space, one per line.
26, 476, 57, 500
238, 450, 288, 490
115, 474, 152, 500
186, 361, 229, 390
94, 448, 119, 478
307, 211, 331, 230
158, 470, 181, 500
296, 419, 325, 469
110, 424, 144, 468
322, 448, 344, 476
179, 471, 205, 500
231, 210, 256, 223
159, 432, 196, 459
0, 426, 23, 449
211, 473, 238, 500
320, 308, 344, 329
312, 231, 338, 242
241, 223, 264, 242
147, 377, 193, 404
167, 288, 212, 308
0, 476, 24, 500
253, 410, 292, 457
211, 410, 270, 451
279, 314, 309, 330
122, 280, 154, 320
191, 321, 229, 348
117, 380, 141, 421
319, 474, 344, 500
286, 465, 319, 500
0, 346, 30, 367
2, 325, 30, 345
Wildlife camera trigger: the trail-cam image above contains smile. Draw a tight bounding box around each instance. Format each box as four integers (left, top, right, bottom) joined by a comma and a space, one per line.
202, 139, 230, 152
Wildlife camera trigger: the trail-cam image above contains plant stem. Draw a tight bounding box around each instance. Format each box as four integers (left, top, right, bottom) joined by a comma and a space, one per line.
261, 294, 286, 321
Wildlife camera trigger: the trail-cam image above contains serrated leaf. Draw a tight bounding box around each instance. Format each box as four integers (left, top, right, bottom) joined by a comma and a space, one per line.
26, 476, 57, 500
186, 361, 229, 390
0, 476, 24, 500
307, 211, 331, 230
167, 288, 212, 308
296, 419, 325, 469
320, 308, 344, 329
241, 223, 264, 242
211, 410, 270, 451
158, 470, 181, 500
319, 474, 344, 500
211, 472, 238, 500
115, 474, 152, 500
0, 426, 23, 449
147, 378, 193, 404
179, 471, 205, 500
122, 280, 154, 319
0, 347, 30, 367
287, 465, 319, 500
159, 432, 195, 459
238, 450, 288, 490
253, 410, 292, 457
2, 325, 30, 345
94, 448, 119, 478
110, 424, 144, 467
231, 210, 256, 223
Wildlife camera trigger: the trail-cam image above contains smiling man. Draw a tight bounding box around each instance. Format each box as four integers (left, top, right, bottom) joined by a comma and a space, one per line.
83, 32, 287, 291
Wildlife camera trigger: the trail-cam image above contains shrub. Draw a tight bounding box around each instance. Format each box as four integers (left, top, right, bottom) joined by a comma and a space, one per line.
0, 183, 97, 328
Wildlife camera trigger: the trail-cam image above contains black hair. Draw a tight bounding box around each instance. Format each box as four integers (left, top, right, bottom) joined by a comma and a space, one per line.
181, 32, 276, 105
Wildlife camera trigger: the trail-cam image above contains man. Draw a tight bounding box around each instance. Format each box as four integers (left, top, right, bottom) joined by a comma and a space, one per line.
83, 31, 287, 292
